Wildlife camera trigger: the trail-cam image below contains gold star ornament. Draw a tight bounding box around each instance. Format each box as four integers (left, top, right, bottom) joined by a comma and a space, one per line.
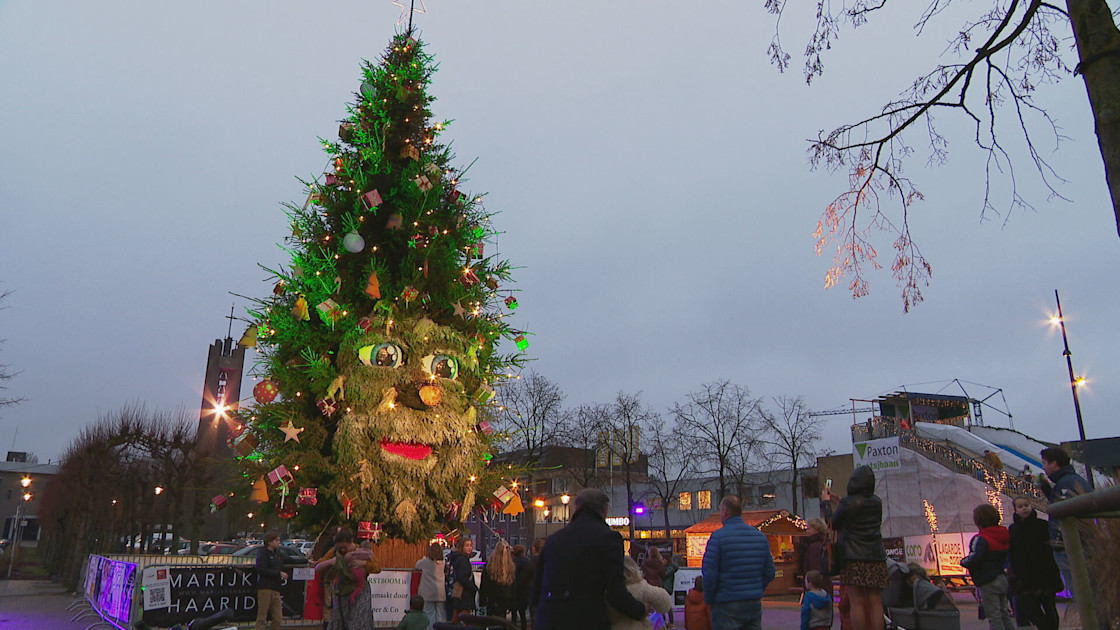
280, 420, 305, 443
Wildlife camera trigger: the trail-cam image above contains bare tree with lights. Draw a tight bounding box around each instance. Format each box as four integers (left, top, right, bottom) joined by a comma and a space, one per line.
671, 381, 766, 500
766, 0, 1120, 310
761, 395, 825, 515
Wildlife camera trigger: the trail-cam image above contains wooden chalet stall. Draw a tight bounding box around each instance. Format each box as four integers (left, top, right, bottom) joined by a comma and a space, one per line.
684, 509, 808, 597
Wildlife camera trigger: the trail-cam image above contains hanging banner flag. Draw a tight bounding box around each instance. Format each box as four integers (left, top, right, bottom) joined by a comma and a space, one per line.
853, 436, 901, 472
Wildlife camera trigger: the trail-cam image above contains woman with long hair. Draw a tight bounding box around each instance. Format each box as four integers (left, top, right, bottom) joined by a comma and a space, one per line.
416, 543, 447, 628
480, 541, 516, 618
306, 525, 340, 627
641, 547, 666, 590
831, 466, 887, 630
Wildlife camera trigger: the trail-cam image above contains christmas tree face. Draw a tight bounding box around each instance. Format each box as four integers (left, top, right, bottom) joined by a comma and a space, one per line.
242, 32, 524, 541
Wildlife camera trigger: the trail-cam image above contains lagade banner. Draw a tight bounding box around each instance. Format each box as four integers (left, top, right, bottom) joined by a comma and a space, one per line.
140, 564, 304, 627
853, 437, 901, 472
903, 533, 968, 576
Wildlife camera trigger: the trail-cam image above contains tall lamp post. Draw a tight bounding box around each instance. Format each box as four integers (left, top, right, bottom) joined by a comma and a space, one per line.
6, 477, 32, 578
1052, 290, 1095, 489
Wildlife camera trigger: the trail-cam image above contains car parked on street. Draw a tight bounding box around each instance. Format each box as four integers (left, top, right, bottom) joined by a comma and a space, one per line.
232, 544, 309, 565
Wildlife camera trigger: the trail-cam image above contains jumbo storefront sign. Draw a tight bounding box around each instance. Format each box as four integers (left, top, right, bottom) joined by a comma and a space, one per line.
140, 564, 305, 627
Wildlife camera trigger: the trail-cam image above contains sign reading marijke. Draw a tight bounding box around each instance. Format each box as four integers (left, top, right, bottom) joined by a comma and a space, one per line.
853, 437, 901, 471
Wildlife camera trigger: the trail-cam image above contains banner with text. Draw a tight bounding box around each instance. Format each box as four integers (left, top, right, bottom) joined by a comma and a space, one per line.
139, 564, 305, 627
853, 437, 902, 472
903, 532, 969, 576
369, 570, 413, 624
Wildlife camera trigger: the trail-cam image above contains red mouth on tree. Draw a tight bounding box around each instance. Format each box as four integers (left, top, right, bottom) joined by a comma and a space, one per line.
380, 438, 433, 460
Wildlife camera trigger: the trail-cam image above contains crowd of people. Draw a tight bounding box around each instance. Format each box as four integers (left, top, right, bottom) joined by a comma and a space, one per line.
247, 445, 1090, 630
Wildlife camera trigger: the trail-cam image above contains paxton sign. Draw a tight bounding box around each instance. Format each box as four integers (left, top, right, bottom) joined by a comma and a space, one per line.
853, 437, 901, 472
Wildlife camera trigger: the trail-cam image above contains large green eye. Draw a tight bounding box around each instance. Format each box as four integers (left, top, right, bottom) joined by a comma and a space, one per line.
358, 342, 404, 368
421, 354, 458, 379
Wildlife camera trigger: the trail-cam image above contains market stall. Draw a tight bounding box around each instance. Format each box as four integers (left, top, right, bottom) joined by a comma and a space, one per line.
684, 509, 808, 597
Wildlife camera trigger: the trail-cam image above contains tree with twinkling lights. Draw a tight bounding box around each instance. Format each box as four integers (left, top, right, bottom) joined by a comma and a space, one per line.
236, 31, 528, 541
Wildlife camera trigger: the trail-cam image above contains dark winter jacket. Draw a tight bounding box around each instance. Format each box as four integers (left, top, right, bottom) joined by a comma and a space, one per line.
802, 532, 826, 574
1009, 508, 1063, 594
512, 554, 534, 609
701, 515, 777, 604
831, 466, 887, 565
481, 568, 515, 613
532, 508, 645, 630
256, 545, 286, 591
1042, 465, 1088, 547
449, 549, 478, 610
642, 554, 666, 589
960, 525, 1010, 587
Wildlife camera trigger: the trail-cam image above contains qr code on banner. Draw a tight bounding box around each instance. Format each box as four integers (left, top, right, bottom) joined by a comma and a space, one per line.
144, 584, 170, 610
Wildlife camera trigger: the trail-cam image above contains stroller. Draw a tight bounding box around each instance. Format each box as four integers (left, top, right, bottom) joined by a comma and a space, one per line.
882, 560, 961, 630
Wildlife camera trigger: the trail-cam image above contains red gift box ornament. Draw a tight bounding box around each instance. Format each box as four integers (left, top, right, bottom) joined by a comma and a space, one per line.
361, 189, 383, 210
451, 189, 465, 205
459, 268, 480, 288
267, 465, 294, 487
340, 492, 355, 519
476, 420, 494, 435
358, 317, 373, 333
297, 487, 318, 506
210, 494, 228, 513
400, 144, 420, 160
413, 174, 433, 192
230, 431, 259, 457
317, 397, 339, 417
358, 521, 382, 540
324, 173, 338, 186
401, 286, 420, 302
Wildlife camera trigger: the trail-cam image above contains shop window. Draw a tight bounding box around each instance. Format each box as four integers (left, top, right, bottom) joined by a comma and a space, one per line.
678, 492, 692, 511
697, 490, 711, 510
742, 488, 755, 506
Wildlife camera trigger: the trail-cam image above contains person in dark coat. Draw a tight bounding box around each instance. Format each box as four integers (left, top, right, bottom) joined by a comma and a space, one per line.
448, 536, 478, 622
1008, 497, 1063, 630
642, 547, 667, 590
255, 530, 289, 630
831, 465, 887, 630
511, 545, 534, 630
532, 488, 645, 630
802, 518, 828, 576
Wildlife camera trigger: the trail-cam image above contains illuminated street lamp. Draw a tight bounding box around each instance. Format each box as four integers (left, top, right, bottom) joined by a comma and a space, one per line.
1051, 290, 1094, 489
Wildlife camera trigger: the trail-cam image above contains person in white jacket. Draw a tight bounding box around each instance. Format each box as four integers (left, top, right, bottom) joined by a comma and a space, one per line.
609, 556, 673, 630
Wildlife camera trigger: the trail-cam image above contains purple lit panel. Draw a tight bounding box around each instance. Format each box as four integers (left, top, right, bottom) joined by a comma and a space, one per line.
95, 559, 137, 625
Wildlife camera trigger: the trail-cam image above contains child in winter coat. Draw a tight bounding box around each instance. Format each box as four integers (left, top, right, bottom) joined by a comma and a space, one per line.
398, 595, 430, 630
684, 576, 711, 630
800, 570, 834, 630
960, 504, 1015, 630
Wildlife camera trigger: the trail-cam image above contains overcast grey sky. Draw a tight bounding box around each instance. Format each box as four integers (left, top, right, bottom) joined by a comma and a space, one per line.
1, 1, 1118, 464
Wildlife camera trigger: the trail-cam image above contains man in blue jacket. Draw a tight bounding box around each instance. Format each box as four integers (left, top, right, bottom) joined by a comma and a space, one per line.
701, 496, 776, 630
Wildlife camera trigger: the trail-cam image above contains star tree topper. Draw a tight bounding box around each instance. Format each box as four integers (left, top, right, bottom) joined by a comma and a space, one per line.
281, 420, 305, 443
392, 0, 427, 27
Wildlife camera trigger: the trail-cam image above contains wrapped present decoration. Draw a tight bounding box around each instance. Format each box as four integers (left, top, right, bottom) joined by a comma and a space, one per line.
459, 269, 480, 288
358, 317, 373, 333
231, 431, 259, 457
476, 420, 493, 435
401, 286, 420, 302
400, 144, 420, 160
472, 384, 496, 404
339, 122, 355, 143
493, 486, 515, 504
451, 189, 465, 205
515, 334, 529, 352
505, 296, 519, 310
324, 173, 338, 186
470, 242, 484, 257
267, 464, 294, 487
317, 397, 340, 416
485, 277, 499, 291
361, 189, 383, 210
424, 162, 441, 178
297, 487, 318, 506
316, 298, 343, 324
413, 174, 433, 191
340, 492, 355, 519
358, 521, 383, 540
210, 494, 228, 513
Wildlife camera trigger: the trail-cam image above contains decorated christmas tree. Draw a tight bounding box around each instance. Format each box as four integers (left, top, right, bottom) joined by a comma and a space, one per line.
235, 30, 527, 542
